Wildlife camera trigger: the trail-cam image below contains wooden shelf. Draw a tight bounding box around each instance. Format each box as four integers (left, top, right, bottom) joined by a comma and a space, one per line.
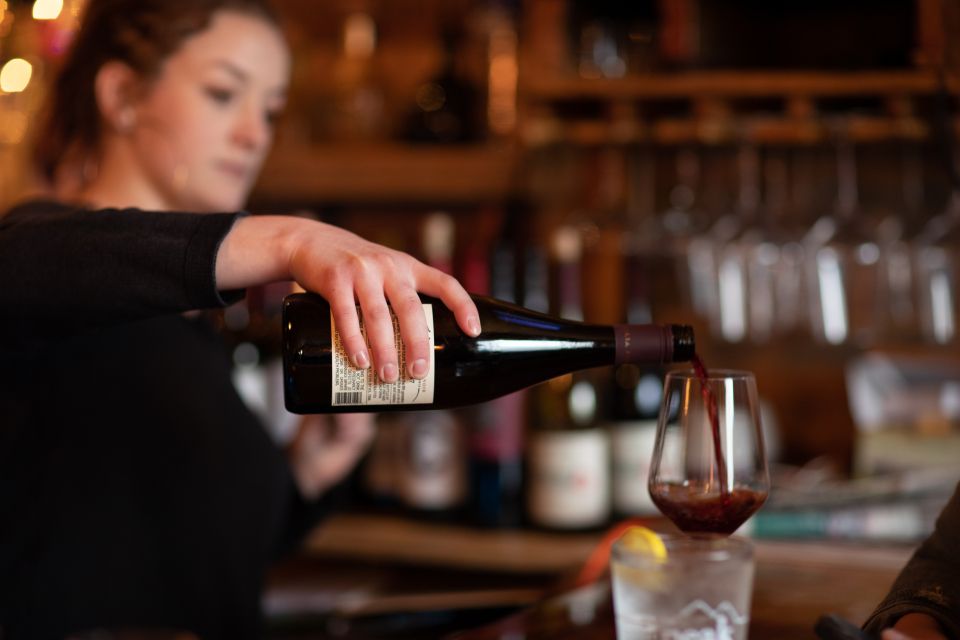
301, 513, 604, 574
522, 114, 932, 146
521, 70, 952, 101
251, 144, 523, 206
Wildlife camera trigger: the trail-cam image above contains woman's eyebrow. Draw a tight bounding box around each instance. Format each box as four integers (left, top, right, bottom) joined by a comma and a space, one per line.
212, 59, 249, 83
211, 59, 288, 97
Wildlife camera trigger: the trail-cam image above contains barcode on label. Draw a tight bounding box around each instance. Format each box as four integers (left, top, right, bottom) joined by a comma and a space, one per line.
334, 391, 363, 406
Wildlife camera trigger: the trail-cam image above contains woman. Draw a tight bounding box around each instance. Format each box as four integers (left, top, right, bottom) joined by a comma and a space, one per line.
0, 1, 480, 638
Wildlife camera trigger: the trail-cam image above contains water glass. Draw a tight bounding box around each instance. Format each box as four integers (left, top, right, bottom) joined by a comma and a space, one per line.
611, 534, 755, 640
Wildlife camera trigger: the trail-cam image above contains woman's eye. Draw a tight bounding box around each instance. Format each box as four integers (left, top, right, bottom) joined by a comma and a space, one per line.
205, 87, 234, 104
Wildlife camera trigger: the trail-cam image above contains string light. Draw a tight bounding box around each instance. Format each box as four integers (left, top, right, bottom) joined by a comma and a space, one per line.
33, 0, 63, 20
0, 58, 32, 92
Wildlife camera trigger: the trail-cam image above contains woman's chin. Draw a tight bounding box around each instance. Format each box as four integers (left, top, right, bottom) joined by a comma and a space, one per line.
177, 189, 248, 213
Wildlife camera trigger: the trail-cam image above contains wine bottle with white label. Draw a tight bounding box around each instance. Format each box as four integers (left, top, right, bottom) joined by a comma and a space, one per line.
282, 292, 693, 414
282, 268, 694, 414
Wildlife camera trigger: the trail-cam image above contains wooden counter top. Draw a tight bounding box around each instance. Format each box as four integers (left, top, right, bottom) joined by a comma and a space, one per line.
286, 513, 916, 639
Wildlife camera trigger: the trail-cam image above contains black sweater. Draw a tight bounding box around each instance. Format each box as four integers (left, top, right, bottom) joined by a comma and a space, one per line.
0, 201, 325, 640
863, 481, 960, 639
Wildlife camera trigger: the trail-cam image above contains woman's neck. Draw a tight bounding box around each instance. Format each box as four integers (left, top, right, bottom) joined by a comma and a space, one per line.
71, 136, 176, 211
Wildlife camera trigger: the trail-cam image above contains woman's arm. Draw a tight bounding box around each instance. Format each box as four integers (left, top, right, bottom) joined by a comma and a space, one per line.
1, 204, 479, 380
0, 202, 243, 345
864, 481, 960, 639
216, 215, 480, 382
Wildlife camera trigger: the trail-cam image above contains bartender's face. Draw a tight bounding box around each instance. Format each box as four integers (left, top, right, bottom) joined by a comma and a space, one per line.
129, 10, 290, 212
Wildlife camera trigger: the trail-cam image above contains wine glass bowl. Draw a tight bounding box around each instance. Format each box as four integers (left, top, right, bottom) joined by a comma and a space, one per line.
648, 369, 769, 534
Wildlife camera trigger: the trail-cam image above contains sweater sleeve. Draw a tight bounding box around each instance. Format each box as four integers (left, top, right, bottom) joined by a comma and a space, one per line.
863, 481, 960, 639
0, 200, 246, 352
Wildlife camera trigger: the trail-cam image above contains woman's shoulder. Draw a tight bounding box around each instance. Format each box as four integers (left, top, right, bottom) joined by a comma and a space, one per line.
2, 198, 79, 223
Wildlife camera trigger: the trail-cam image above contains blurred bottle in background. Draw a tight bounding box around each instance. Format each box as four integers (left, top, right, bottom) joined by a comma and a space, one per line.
403, 28, 480, 144
486, 0, 519, 138
395, 212, 467, 519
522, 243, 550, 314
462, 208, 526, 528
608, 271, 668, 517
218, 281, 300, 447
526, 226, 611, 530
330, 12, 384, 141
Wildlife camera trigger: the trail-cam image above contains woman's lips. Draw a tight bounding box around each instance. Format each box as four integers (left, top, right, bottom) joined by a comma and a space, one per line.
217, 160, 250, 180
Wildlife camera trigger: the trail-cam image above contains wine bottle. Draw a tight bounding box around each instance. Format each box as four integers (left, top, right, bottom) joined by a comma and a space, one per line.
282, 293, 694, 414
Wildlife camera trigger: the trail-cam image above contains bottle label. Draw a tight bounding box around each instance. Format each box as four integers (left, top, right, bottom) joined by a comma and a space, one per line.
331, 304, 435, 407
528, 429, 610, 528
398, 411, 465, 509
610, 420, 659, 515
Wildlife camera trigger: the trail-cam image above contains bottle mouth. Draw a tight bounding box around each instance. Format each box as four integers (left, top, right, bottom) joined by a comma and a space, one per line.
670, 325, 696, 362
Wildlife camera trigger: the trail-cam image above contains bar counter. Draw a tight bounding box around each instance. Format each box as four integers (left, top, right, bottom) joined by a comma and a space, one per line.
264, 513, 915, 639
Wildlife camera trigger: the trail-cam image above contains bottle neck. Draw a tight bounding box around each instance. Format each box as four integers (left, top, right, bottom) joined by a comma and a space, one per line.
613, 324, 694, 364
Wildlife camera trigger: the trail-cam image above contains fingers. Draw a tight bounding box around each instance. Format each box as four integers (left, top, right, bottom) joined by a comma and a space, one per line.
328, 295, 370, 369
415, 266, 481, 337
355, 283, 400, 383
289, 226, 478, 378
385, 285, 432, 380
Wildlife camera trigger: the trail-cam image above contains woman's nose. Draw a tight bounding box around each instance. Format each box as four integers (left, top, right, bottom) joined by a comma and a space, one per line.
232, 101, 270, 151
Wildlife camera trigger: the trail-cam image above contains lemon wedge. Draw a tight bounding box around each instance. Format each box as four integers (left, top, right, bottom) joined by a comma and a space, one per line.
618, 526, 667, 561
612, 527, 669, 591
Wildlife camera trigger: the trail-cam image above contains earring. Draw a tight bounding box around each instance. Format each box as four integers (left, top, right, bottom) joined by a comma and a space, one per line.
118, 107, 136, 133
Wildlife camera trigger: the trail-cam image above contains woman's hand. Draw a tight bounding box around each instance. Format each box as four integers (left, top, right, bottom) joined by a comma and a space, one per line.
882, 613, 949, 640
216, 216, 480, 382
288, 413, 376, 500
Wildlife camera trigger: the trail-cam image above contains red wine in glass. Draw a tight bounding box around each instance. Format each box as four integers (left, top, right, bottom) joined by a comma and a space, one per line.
649, 482, 766, 535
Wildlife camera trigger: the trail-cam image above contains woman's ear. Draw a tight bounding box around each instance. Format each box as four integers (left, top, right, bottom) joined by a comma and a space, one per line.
94, 61, 139, 134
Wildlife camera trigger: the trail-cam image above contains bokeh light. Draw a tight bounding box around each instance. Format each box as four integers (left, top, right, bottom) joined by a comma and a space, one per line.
343, 13, 375, 59
0, 58, 32, 92
0, 112, 27, 144
32, 0, 63, 20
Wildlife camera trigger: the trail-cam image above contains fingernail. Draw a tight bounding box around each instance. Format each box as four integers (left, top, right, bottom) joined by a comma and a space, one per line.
411, 359, 428, 379
468, 316, 481, 336
382, 363, 398, 383
353, 351, 370, 369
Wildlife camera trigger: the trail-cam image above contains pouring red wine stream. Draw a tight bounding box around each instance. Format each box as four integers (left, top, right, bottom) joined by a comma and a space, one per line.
692, 353, 729, 503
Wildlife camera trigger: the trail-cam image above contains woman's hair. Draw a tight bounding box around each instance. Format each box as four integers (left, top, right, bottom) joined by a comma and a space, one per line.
34, 0, 281, 183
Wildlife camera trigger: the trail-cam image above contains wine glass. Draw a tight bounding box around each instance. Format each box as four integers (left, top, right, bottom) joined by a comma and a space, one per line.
648, 369, 769, 535
805, 122, 881, 347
